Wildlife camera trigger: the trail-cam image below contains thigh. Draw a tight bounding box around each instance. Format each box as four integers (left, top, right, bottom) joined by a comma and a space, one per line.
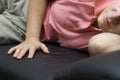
0, 15, 25, 44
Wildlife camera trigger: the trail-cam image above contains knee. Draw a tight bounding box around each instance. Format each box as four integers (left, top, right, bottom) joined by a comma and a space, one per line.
88, 34, 108, 56
89, 33, 120, 56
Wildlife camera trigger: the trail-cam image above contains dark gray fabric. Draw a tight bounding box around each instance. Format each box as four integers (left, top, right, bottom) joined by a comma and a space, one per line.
54, 51, 120, 80
0, 43, 89, 80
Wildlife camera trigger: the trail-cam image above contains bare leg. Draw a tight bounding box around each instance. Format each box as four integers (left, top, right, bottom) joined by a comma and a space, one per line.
88, 32, 120, 56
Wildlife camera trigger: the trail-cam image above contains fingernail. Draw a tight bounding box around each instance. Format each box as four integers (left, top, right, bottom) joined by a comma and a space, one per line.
28, 56, 33, 59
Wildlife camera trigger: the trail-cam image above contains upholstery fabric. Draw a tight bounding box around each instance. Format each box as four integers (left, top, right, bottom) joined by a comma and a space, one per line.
0, 43, 89, 80
54, 51, 120, 80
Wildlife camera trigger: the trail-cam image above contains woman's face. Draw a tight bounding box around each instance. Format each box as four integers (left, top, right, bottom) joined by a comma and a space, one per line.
98, 0, 120, 34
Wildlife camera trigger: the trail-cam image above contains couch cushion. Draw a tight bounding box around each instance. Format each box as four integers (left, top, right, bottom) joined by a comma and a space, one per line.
54, 50, 120, 80
0, 43, 89, 80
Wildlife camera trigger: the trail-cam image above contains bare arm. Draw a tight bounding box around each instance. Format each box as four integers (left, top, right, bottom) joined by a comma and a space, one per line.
26, 0, 47, 39
8, 0, 50, 59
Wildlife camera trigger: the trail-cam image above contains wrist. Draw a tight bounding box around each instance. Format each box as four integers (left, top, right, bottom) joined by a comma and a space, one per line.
25, 36, 40, 40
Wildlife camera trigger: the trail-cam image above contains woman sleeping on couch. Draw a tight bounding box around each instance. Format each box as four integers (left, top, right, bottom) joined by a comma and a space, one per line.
6, 0, 120, 59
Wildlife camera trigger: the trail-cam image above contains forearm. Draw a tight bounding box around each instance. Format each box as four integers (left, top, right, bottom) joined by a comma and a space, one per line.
26, 0, 47, 40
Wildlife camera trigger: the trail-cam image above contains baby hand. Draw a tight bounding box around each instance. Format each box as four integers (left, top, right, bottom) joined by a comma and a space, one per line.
8, 37, 50, 59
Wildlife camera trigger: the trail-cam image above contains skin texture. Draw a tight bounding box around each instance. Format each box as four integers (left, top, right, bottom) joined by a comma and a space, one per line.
88, 32, 120, 56
8, 0, 50, 59
98, 0, 120, 34
89, 0, 120, 56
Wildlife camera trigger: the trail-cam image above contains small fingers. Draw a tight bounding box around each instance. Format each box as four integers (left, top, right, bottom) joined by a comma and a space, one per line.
15, 47, 29, 59
8, 46, 18, 54
40, 44, 50, 54
13, 48, 21, 58
8, 42, 50, 60
28, 47, 35, 59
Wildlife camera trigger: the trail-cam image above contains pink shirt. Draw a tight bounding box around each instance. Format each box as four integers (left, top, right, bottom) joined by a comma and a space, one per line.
41, 0, 114, 50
